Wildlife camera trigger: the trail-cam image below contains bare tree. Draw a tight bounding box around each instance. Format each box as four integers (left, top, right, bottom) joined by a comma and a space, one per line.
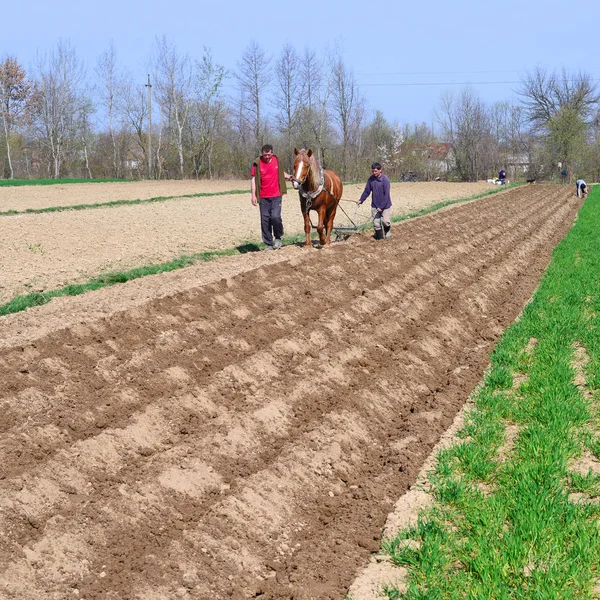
76, 96, 95, 178
330, 54, 365, 178
273, 44, 303, 158
437, 87, 490, 181
31, 40, 86, 178
0, 56, 32, 179
188, 48, 227, 178
296, 48, 332, 165
95, 41, 122, 177
153, 36, 193, 178
117, 74, 148, 174
519, 67, 599, 129
300, 47, 322, 114
235, 41, 271, 149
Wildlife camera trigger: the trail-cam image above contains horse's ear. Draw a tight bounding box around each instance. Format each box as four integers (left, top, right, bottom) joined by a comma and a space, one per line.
307, 149, 312, 157
294, 148, 298, 155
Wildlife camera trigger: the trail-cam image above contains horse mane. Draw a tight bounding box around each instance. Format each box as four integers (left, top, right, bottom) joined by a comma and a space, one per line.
297, 148, 320, 178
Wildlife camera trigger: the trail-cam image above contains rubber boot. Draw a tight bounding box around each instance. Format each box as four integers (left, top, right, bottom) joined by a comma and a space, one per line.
383, 223, 391, 238
374, 228, 384, 240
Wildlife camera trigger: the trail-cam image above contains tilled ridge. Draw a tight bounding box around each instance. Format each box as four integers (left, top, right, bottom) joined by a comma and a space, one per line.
0, 186, 580, 599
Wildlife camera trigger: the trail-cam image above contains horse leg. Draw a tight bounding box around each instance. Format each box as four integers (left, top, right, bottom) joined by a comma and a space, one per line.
317, 206, 327, 246
324, 206, 336, 246
303, 211, 312, 248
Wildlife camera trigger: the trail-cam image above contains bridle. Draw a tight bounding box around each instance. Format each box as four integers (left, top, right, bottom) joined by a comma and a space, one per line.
292, 156, 327, 213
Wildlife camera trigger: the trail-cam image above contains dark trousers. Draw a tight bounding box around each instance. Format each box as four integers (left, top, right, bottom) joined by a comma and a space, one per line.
259, 196, 284, 245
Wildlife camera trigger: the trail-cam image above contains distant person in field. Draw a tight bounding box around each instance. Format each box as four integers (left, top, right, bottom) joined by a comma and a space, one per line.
357, 162, 392, 240
251, 144, 293, 251
576, 178, 588, 198
498, 169, 507, 183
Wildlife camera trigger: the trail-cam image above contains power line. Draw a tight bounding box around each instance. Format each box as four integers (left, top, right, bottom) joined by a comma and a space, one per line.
357, 70, 526, 76
358, 81, 522, 87
356, 68, 588, 76
357, 78, 600, 88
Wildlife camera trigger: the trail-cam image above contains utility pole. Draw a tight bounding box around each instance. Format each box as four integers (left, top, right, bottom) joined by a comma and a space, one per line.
145, 74, 152, 179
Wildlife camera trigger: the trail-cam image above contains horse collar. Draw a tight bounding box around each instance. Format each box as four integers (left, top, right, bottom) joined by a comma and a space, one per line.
300, 165, 325, 201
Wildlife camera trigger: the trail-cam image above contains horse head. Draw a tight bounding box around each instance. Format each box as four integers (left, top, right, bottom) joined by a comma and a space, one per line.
292, 148, 314, 187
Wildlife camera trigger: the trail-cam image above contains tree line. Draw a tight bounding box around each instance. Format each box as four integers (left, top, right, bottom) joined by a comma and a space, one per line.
1, 39, 599, 182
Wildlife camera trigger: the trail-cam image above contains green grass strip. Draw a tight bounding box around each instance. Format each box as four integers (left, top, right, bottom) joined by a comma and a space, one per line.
0, 189, 249, 217
0, 183, 522, 317
0, 178, 129, 186
382, 186, 600, 598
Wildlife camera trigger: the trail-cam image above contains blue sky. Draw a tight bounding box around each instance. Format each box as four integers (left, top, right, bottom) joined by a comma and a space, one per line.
4, 0, 598, 129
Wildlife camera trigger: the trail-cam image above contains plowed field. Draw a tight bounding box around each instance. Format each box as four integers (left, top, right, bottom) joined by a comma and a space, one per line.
0, 184, 581, 599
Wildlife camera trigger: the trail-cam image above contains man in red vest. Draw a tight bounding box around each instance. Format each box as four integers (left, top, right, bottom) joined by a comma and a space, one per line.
251, 144, 292, 250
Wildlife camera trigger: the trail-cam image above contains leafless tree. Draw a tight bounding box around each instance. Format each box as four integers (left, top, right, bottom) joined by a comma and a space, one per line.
330, 54, 365, 178
437, 87, 490, 181
95, 41, 122, 177
117, 73, 149, 173
31, 40, 86, 178
519, 67, 599, 130
235, 41, 272, 150
188, 48, 227, 178
76, 96, 95, 178
153, 36, 193, 178
294, 47, 335, 166
272, 44, 303, 159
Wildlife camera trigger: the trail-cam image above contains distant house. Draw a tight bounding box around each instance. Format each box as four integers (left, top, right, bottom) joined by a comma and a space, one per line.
427, 143, 453, 173
400, 142, 454, 179
506, 153, 530, 176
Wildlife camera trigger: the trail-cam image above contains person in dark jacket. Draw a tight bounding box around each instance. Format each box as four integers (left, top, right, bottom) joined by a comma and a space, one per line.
357, 162, 392, 239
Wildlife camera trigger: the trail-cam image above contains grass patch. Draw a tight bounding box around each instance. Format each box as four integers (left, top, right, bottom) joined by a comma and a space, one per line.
0, 189, 249, 216
382, 186, 600, 598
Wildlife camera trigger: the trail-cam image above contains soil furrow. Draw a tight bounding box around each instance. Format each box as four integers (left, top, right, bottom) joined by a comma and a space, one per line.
0, 188, 561, 482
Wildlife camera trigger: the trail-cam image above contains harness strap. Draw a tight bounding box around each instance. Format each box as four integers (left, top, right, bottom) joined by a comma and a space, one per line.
300, 165, 326, 213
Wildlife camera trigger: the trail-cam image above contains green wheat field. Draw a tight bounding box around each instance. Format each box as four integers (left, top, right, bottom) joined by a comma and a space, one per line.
377, 185, 600, 598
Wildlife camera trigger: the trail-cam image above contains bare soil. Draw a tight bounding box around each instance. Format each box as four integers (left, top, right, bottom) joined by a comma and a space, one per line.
0, 184, 581, 600
0, 181, 492, 303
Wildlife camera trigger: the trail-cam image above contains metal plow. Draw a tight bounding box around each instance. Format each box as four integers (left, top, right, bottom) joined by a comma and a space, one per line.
308, 201, 374, 241
332, 201, 374, 240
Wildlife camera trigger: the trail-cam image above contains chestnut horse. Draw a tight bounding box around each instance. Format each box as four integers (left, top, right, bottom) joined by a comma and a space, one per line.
292, 148, 343, 247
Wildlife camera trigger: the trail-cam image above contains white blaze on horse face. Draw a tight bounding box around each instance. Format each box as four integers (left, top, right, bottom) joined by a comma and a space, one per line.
295, 160, 307, 183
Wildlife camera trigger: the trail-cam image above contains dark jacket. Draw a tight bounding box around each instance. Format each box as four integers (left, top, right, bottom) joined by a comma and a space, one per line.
359, 174, 392, 210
